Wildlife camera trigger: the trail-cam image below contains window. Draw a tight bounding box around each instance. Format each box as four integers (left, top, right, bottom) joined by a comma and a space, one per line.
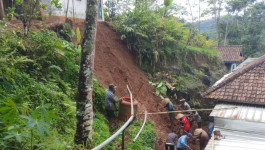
231, 63, 237, 72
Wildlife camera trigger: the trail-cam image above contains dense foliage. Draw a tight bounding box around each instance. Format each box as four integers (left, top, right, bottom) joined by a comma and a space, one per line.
112, 2, 217, 73
219, 1, 265, 57
109, 1, 225, 100
0, 27, 80, 149
91, 79, 156, 150
197, 0, 265, 57
0, 21, 157, 150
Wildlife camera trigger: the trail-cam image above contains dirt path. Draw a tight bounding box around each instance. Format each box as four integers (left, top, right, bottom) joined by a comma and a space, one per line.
94, 21, 172, 149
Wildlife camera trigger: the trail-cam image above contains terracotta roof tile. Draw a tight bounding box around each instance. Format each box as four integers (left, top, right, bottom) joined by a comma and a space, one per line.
202, 55, 265, 105
218, 45, 244, 62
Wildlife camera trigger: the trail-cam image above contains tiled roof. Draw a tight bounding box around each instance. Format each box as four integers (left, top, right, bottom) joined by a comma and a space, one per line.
202, 55, 265, 105
218, 45, 244, 62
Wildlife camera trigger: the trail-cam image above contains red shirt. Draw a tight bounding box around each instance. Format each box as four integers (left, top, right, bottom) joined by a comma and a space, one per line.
181, 116, 190, 131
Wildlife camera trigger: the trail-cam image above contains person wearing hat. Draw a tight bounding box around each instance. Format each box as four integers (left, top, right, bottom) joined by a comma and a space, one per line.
176, 113, 190, 133
176, 133, 192, 150
105, 84, 121, 120
162, 98, 175, 126
165, 129, 178, 150
179, 99, 191, 111
194, 128, 209, 150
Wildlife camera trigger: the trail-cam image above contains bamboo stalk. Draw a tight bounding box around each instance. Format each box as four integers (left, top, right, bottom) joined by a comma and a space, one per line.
146, 107, 237, 115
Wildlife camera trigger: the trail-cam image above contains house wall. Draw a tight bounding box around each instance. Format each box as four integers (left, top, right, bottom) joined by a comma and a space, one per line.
42, 0, 103, 22
42, 0, 87, 19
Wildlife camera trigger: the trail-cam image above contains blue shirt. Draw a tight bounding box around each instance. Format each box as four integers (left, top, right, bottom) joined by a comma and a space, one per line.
176, 135, 188, 149
166, 101, 174, 111
208, 122, 214, 136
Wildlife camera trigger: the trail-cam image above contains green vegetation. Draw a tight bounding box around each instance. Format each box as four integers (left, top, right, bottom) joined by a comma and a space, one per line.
109, 1, 226, 105
187, 46, 218, 56
91, 79, 157, 150
126, 121, 156, 150
0, 19, 156, 149
198, 0, 265, 57
0, 26, 79, 149
112, 2, 217, 73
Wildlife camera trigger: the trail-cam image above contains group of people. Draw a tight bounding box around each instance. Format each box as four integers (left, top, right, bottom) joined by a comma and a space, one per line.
162, 98, 214, 150
104, 83, 215, 150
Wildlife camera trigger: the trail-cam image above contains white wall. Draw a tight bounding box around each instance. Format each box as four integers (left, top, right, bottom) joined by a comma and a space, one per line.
42, 0, 87, 19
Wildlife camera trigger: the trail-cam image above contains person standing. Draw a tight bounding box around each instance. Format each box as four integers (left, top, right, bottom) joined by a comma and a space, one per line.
162, 98, 175, 127
192, 110, 202, 128
179, 99, 191, 111
194, 128, 209, 150
208, 117, 214, 138
176, 113, 190, 133
165, 129, 178, 150
105, 84, 121, 120
176, 133, 192, 150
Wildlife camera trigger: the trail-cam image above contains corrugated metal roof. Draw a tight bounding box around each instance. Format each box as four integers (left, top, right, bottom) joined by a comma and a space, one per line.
205, 127, 265, 150
210, 103, 265, 123
235, 58, 259, 70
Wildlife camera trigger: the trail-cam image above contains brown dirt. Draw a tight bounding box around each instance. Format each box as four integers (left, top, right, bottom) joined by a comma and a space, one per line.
94, 21, 207, 150
94, 21, 172, 150
5, 18, 83, 44
5, 19, 206, 150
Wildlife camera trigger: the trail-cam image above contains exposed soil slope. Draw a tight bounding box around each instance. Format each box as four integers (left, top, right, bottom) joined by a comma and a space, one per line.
94, 21, 171, 149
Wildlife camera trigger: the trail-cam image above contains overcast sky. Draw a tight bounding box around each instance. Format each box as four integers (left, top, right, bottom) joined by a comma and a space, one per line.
174, 0, 212, 21
103, 0, 225, 22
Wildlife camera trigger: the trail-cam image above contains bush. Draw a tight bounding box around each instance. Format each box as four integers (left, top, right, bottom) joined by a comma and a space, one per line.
126, 121, 156, 150
93, 79, 107, 113
0, 27, 79, 149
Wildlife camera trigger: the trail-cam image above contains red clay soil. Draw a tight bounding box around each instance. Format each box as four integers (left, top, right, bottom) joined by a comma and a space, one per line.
6, 19, 204, 149
94, 21, 172, 149
94, 22, 208, 150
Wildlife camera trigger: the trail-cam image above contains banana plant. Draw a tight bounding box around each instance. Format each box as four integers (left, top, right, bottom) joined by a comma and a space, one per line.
149, 81, 167, 96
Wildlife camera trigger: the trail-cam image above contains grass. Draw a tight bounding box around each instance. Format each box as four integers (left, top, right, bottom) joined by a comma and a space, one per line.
91, 79, 157, 150
187, 46, 219, 56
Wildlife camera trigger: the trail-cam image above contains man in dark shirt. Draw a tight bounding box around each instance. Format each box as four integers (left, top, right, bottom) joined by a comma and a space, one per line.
165, 129, 178, 150
105, 84, 121, 120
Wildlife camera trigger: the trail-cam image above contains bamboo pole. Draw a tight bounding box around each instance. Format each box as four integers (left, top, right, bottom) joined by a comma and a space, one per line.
146, 107, 237, 115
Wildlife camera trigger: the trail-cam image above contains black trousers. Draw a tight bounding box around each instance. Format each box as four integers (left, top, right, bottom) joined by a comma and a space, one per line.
165, 144, 174, 150
106, 110, 115, 120
177, 148, 187, 150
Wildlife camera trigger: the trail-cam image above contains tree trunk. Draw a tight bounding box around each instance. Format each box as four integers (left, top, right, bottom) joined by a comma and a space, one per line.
65, 0, 70, 19
74, 0, 98, 145
36, 0, 44, 20
198, 0, 201, 33
224, 20, 229, 45
187, 0, 194, 23
215, 0, 223, 46
72, 0, 75, 23
0, 0, 5, 20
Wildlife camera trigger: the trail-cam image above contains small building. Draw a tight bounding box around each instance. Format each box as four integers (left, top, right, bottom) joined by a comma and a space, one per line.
202, 55, 265, 150
42, 0, 104, 22
218, 45, 244, 72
